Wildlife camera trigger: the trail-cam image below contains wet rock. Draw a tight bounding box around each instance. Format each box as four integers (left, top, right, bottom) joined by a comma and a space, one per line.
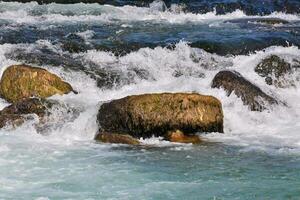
190, 38, 290, 56
0, 65, 75, 103
226, 18, 289, 25
6, 49, 153, 89
253, 18, 289, 25
0, 98, 79, 131
211, 70, 278, 111
0, 98, 54, 129
6, 49, 86, 72
97, 93, 223, 141
255, 55, 293, 87
165, 130, 202, 144
95, 132, 140, 145
61, 41, 89, 53
61, 33, 90, 53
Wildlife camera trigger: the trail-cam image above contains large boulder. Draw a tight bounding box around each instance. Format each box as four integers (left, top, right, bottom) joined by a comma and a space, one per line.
255, 55, 293, 87
96, 93, 223, 142
211, 70, 278, 111
0, 64, 75, 103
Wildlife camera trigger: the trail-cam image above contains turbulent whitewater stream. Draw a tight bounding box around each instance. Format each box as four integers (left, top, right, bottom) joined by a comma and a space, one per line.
0, 0, 300, 199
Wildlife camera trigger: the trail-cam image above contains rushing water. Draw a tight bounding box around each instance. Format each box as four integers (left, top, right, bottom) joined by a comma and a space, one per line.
0, 1, 300, 199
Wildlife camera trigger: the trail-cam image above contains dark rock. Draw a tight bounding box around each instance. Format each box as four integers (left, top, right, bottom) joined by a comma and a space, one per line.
0, 98, 80, 132
61, 41, 89, 53
97, 93, 223, 140
226, 18, 289, 25
0, 98, 54, 129
95, 132, 140, 145
6, 48, 153, 89
211, 70, 278, 111
255, 55, 293, 87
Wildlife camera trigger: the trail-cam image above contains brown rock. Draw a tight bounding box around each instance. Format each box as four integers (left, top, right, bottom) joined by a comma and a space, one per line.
165, 130, 202, 144
95, 132, 140, 145
97, 93, 223, 139
0, 64, 75, 103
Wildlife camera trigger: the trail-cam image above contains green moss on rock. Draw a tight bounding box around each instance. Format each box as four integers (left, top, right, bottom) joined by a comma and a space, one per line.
0, 64, 75, 103
97, 93, 224, 139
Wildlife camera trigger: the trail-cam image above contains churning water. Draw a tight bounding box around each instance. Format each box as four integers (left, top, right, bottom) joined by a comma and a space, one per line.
0, 1, 300, 199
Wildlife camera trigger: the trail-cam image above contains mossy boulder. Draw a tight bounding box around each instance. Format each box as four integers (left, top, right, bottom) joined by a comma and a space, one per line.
97, 93, 223, 143
212, 70, 278, 111
95, 132, 140, 145
255, 55, 293, 87
0, 64, 75, 103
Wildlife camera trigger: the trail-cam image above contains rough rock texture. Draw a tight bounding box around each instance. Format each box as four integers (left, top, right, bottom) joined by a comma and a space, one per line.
97, 93, 223, 140
255, 55, 293, 87
211, 70, 278, 111
0, 98, 79, 131
0, 98, 54, 128
0, 65, 75, 103
95, 132, 140, 145
165, 130, 202, 144
253, 18, 289, 25
227, 18, 289, 25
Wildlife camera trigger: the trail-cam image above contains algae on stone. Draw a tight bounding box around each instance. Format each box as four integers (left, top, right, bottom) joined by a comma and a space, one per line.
0, 65, 74, 103
97, 93, 224, 139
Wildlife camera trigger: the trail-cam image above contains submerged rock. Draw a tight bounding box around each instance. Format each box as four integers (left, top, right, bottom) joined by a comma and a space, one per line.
97, 93, 223, 143
0, 98, 79, 131
6, 49, 153, 90
0, 65, 75, 103
95, 132, 140, 145
255, 55, 293, 87
211, 70, 278, 111
226, 18, 289, 25
253, 18, 289, 25
0, 98, 54, 129
165, 130, 202, 144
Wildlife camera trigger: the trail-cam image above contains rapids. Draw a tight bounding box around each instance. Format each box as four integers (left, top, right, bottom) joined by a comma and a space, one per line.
0, 1, 300, 199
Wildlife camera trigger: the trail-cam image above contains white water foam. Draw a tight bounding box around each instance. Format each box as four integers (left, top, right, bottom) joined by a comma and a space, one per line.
0, 40, 299, 153
0, 1, 299, 26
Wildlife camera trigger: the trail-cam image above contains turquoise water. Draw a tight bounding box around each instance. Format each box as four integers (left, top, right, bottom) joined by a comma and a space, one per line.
0, 133, 299, 200
0, 1, 300, 199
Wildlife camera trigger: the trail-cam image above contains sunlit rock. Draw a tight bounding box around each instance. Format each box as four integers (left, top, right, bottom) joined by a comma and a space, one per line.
165, 130, 202, 144
96, 93, 223, 144
0, 64, 75, 103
